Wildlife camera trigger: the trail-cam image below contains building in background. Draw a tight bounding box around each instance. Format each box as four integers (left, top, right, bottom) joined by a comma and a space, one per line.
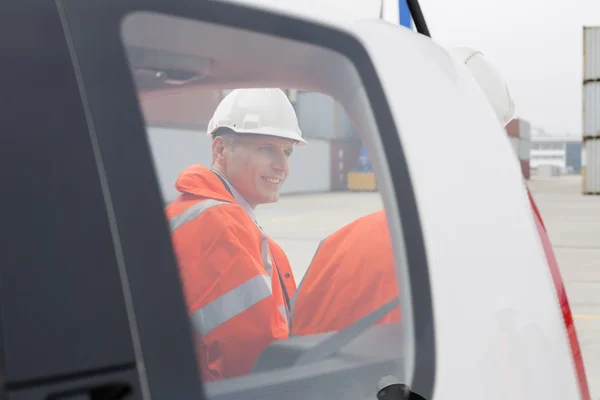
529, 127, 582, 174
505, 118, 532, 179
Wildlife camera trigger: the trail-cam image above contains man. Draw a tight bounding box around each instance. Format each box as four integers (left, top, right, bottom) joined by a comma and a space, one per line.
291, 46, 518, 336
166, 88, 306, 381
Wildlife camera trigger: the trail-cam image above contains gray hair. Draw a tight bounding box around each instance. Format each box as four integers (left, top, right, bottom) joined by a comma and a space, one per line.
219, 132, 238, 148
212, 127, 239, 149
211, 131, 238, 167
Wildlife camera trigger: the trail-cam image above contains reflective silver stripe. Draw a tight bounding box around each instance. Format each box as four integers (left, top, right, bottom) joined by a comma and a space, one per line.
278, 305, 289, 325
169, 199, 231, 232
191, 275, 272, 336
257, 223, 291, 325
260, 236, 273, 278
261, 231, 292, 327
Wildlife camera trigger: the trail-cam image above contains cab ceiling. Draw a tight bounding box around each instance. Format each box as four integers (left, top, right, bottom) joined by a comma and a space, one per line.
120, 11, 363, 101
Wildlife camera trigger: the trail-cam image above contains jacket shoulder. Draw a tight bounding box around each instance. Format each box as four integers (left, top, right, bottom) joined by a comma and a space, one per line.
169, 198, 259, 239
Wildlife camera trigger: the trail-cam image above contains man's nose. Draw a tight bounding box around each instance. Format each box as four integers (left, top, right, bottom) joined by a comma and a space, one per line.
272, 151, 289, 172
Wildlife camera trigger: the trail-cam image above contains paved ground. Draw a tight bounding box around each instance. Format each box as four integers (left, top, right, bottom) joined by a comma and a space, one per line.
528, 175, 600, 398
256, 191, 383, 279
255, 174, 600, 397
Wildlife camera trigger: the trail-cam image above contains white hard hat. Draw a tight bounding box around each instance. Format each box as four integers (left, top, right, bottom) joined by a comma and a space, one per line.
449, 46, 517, 127
207, 88, 307, 145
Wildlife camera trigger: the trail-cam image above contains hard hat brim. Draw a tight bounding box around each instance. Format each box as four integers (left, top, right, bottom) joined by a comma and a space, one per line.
207, 126, 307, 146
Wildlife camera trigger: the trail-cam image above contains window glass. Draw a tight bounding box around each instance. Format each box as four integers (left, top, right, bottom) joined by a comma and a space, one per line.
120, 11, 411, 399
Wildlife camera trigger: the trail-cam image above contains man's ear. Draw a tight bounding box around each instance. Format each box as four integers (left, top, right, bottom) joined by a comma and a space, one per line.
212, 136, 226, 166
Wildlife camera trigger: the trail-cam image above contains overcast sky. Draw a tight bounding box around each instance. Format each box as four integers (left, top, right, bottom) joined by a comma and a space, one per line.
313, 0, 600, 136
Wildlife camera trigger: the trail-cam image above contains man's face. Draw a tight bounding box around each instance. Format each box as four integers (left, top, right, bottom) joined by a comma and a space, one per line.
213, 134, 294, 208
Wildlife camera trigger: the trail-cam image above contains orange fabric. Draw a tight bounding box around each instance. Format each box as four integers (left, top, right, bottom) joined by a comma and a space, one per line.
291, 210, 400, 336
166, 164, 296, 381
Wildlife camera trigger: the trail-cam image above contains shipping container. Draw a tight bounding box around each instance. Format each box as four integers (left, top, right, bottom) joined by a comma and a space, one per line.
519, 138, 531, 161
509, 136, 520, 159
583, 136, 600, 194
139, 88, 222, 130
505, 118, 530, 138
583, 82, 600, 136
581, 140, 586, 175
505, 119, 520, 138
519, 119, 531, 140
329, 138, 363, 191
584, 26, 600, 81
295, 91, 359, 139
520, 160, 530, 180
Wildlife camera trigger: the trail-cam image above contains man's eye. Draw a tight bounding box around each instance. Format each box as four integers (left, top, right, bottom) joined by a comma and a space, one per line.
284, 150, 292, 157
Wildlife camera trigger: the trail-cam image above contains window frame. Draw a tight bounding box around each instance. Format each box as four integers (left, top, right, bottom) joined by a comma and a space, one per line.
58, 0, 436, 398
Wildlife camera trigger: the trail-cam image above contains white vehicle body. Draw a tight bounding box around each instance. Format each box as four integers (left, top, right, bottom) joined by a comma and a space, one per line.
229, 2, 584, 398
358, 24, 579, 400
119, 0, 589, 398
344, 18, 582, 400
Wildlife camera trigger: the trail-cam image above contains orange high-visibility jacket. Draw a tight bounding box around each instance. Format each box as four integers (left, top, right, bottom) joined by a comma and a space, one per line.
291, 210, 400, 336
166, 164, 296, 381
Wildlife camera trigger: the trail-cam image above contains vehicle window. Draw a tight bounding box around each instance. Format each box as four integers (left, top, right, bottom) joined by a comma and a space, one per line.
120, 11, 412, 399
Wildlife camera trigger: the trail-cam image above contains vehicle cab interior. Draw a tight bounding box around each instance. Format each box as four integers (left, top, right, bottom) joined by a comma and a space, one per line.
1, 1, 437, 399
